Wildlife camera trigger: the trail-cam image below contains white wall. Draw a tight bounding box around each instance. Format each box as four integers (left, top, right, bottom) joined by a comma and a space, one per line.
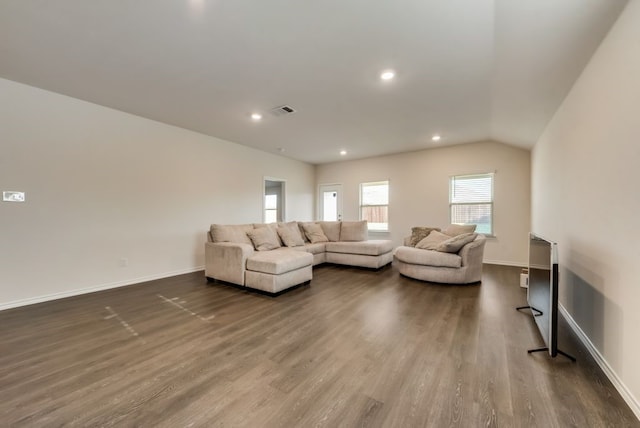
316, 141, 531, 265
531, 0, 640, 416
0, 78, 315, 309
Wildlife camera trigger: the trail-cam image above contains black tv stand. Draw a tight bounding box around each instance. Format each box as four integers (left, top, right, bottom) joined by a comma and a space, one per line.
516, 305, 543, 317
516, 305, 576, 362
528, 347, 576, 362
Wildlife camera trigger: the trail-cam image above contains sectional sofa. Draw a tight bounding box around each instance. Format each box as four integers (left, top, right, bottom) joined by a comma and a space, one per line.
205, 220, 393, 294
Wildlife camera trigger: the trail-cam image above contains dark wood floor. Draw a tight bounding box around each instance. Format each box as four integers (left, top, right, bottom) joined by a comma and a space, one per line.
1, 264, 638, 427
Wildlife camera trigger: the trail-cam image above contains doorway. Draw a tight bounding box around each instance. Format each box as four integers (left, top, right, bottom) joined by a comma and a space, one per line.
264, 178, 285, 223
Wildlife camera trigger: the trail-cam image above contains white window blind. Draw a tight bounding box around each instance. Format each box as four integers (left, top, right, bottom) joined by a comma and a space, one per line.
450, 173, 493, 235
360, 181, 389, 231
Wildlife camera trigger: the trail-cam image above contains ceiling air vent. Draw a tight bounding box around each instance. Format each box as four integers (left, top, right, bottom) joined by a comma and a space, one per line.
270, 105, 297, 116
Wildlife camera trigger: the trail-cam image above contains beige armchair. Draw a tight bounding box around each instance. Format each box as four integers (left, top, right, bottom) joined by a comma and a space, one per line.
394, 234, 486, 284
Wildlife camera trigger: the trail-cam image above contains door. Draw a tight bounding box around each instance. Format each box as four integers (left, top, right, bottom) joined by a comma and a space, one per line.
318, 184, 343, 221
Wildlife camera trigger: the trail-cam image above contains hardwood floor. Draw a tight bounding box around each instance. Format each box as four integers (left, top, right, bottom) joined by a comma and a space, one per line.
1, 264, 637, 427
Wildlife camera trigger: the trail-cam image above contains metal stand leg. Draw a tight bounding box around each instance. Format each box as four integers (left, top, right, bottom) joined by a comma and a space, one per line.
527, 347, 576, 362
516, 305, 543, 316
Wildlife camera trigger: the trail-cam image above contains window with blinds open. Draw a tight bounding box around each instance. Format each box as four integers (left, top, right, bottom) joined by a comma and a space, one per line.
360, 181, 389, 231
449, 173, 493, 235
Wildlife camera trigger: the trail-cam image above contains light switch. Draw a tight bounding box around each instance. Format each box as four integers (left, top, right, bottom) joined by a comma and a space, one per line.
3, 191, 25, 202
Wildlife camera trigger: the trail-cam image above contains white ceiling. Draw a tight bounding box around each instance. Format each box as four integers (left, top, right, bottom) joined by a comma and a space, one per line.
0, 0, 628, 164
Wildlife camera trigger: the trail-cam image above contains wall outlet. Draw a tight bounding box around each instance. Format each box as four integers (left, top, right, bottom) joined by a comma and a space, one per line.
520, 273, 529, 288
118, 258, 129, 267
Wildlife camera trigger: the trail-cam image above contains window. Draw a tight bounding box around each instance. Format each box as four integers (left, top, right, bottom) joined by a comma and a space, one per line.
264, 194, 278, 223
360, 181, 389, 231
450, 173, 493, 235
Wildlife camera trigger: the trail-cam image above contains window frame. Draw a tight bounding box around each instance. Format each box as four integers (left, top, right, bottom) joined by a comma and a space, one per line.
359, 180, 390, 232
449, 173, 494, 236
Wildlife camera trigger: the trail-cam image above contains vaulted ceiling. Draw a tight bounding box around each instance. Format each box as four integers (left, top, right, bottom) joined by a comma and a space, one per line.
0, 0, 629, 164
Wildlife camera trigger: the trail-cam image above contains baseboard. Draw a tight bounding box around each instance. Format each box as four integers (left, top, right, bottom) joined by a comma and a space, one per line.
559, 304, 640, 420
0, 266, 205, 311
483, 259, 526, 267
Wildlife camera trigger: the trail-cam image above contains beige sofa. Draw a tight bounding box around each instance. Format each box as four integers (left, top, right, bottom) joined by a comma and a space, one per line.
394, 226, 486, 284
205, 221, 393, 294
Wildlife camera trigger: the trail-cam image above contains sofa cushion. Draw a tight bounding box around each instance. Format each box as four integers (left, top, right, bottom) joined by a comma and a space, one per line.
246, 249, 313, 275
301, 222, 329, 244
394, 246, 462, 268
210, 224, 254, 245
340, 220, 368, 241
409, 226, 441, 247
246, 227, 282, 251
416, 230, 450, 250
442, 223, 477, 237
437, 233, 478, 253
325, 240, 393, 256
295, 242, 327, 255
277, 222, 305, 247
318, 221, 341, 242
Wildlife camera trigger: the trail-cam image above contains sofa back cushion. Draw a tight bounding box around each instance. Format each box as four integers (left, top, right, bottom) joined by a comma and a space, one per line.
277, 222, 305, 247
340, 220, 368, 241
409, 226, 441, 247
442, 223, 477, 237
210, 224, 254, 245
318, 221, 341, 242
301, 222, 329, 243
246, 227, 282, 251
415, 230, 450, 250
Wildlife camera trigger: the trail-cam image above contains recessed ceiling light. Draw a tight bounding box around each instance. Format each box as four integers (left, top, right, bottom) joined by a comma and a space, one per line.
251, 113, 262, 121
380, 70, 395, 81
431, 134, 441, 142
340, 150, 347, 156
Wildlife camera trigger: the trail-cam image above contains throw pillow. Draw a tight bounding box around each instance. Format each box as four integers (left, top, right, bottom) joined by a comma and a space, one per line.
277, 222, 305, 247
301, 222, 329, 244
340, 220, 368, 241
436, 233, 478, 253
409, 226, 441, 247
254, 223, 283, 245
246, 227, 282, 251
416, 230, 450, 250
298, 222, 310, 243
210, 224, 254, 245
442, 224, 477, 237
318, 221, 341, 242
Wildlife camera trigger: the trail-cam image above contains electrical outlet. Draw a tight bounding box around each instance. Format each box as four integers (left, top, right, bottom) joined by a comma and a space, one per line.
118, 258, 129, 267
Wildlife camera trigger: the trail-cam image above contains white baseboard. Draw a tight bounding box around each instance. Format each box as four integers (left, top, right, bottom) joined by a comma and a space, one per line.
483, 259, 526, 267
559, 304, 640, 420
0, 266, 205, 311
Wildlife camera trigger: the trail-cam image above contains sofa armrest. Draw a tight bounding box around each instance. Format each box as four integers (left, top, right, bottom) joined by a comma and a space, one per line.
459, 235, 486, 267
205, 242, 255, 286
